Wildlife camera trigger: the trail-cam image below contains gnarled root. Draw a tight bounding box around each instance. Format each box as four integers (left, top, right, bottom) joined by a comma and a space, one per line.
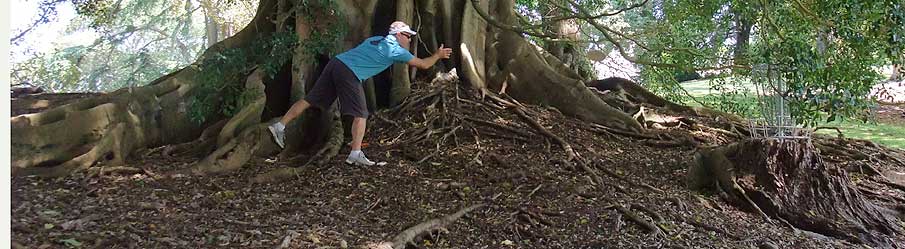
15, 122, 132, 177
587, 77, 693, 114
175, 125, 265, 176
162, 119, 228, 157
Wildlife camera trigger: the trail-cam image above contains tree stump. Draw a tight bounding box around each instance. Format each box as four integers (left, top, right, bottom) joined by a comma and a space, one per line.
689, 138, 903, 246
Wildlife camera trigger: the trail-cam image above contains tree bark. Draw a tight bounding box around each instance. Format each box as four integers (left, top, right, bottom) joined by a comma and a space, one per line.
891, 64, 902, 81
733, 15, 753, 72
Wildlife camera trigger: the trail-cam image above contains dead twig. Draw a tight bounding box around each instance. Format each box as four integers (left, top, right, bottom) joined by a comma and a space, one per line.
527, 184, 543, 198
364, 197, 382, 213
517, 208, 554, 226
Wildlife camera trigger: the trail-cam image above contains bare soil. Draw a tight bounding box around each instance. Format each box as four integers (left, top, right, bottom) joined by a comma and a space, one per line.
10, 88, 905, 248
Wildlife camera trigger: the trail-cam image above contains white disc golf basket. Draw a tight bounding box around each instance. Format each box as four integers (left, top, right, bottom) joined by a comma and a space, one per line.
748, 65, 812, 140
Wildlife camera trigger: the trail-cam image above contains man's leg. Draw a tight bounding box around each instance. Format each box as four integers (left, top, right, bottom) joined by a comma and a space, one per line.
269, 72, 335, 149
269, 100, 313, 148
345, 115, 376, 166
350, 117, 367, 151
280, 99, 311, 125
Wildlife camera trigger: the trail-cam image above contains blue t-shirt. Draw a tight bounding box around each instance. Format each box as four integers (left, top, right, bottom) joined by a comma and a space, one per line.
335, 35, 415, 82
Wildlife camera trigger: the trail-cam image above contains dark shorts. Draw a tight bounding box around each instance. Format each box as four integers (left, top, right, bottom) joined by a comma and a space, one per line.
305, 59, 368, 118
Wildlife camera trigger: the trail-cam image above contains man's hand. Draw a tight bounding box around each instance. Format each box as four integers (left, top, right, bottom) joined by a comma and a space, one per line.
435, 44, 453, 59
409, 44, 454, 69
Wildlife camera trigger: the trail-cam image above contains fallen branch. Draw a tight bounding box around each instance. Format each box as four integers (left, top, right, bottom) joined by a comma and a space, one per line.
417, 125, 462, 164
609, 204, 664, 236
815, 126, 844, 138
386, 204, 485, 249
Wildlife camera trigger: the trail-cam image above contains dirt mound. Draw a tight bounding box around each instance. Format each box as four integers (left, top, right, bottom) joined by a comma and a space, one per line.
11, 82, 905, 248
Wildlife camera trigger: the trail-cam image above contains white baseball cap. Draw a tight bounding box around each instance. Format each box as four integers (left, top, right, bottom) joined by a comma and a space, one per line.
389, 21, 417, 35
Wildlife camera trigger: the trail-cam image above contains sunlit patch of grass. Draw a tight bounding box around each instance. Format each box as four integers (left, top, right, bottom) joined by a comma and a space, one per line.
817, 120, 905, 149
680, 79, 714, 95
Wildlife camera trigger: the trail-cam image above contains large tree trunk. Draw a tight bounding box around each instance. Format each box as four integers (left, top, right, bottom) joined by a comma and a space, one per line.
10, 0, 642, 177
891, 64, 902, 81
733, 15, 753, 73
689, 139, 904, 246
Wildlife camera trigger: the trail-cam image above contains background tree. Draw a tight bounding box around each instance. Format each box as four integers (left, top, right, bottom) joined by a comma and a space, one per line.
10, 0, 257, 92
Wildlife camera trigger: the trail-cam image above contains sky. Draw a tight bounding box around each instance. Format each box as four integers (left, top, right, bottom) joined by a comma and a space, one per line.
10, 0, 98, 64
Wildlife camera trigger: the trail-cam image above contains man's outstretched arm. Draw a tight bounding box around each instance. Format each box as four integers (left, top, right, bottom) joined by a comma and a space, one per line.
407, 44, 453, 69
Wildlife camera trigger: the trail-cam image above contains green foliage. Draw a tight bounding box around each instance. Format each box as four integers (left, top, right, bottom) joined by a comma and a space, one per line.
71, 0, 116, 29
11, 0, 259, 92
746, 0, 900, 126
515, 0, 542, 10
696, 77, 760, 118
186, 0, 347, 123
295, 0, 349, 62
627, 0, 905, 126
188, 30, 299, 124
11, 47, 84, 92
638, 67, 690, 104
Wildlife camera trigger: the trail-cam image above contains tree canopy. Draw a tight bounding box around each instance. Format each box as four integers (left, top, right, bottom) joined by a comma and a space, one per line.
11, 0, 257, 92
11, 0, 905, 124
501, 0, 904, 124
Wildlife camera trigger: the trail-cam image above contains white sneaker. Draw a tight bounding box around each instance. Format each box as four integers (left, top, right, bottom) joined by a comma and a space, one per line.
345, 152, 376, 166
268, 123, 285, 149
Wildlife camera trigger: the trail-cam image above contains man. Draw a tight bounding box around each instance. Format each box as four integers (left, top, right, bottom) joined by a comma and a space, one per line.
268, 21, 453, 166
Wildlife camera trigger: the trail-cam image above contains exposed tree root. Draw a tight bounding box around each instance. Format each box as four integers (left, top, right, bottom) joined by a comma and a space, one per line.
177, 124, 268, 176
486, 0, 643, 132
463, 117, 535, 139
218, 69, 268, 146
588, 77, 694, 115
162, 119, 228, 157
15, 122, 131, 177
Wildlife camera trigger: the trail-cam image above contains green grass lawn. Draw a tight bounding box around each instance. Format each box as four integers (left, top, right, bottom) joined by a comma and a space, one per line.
815, 120, 905, 149
678, 79, 905, 149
